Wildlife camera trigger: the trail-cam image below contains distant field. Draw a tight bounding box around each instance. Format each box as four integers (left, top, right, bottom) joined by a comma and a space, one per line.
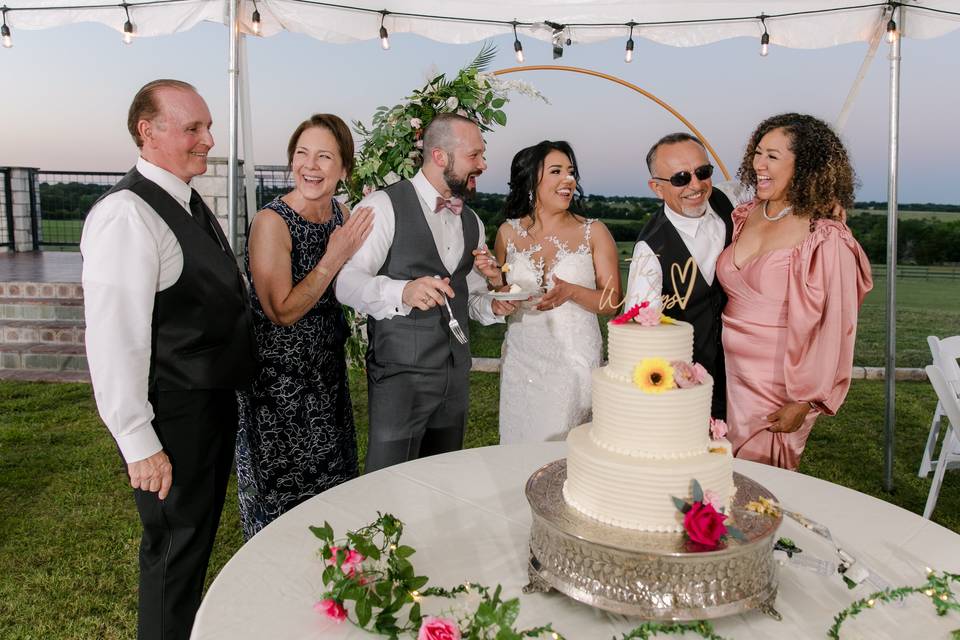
40, 219, 83, 250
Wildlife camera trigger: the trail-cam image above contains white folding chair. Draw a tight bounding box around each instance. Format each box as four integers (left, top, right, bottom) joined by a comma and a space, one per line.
922, 364, 960, 519
918, 336, 960, 477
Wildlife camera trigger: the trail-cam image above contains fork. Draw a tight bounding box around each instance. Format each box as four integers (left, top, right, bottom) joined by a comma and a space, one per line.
433, 275, 468, 345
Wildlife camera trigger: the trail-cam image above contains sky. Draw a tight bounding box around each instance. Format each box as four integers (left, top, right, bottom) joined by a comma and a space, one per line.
1, 18, 959, 203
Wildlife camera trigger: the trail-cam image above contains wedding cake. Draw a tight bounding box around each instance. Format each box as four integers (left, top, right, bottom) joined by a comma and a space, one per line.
563, 319, 734, 532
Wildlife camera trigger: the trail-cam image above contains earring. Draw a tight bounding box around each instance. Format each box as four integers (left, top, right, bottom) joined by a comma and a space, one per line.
528, 190, 534, 205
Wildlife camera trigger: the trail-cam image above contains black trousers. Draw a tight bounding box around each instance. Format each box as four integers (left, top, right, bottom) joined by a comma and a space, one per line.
133, 389, 237, 640
364, 359, 469, 474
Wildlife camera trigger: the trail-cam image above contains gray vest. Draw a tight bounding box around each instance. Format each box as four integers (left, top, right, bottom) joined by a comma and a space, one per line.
366, 179, 478, 376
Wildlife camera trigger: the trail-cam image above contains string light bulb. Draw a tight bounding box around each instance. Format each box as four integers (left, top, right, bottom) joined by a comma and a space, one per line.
512, 22, 524, 63
886, 17, 898, 43
121, 3, 134, 45
760, 15, 769, 57
379, 11, 390, 50
1, 11, 11, 49
624, 23, 635, 63
251, 2, 261, 36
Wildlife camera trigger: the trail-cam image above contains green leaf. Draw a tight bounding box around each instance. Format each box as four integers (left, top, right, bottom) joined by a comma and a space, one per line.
672, 496, 690, 513
491, 97, 506, 109
309, 522, 333, 541
726, 525, 747, 542
408, 575, 429, 591
409, 602, 422, 626
492, 110, 507, 126
466, 42, 498, 72
692, 479, 704, 504
321, 564, 336, 585
500, 597, 521, 625
375, 579, 392, 598
356, 593, 372, 627
395, 545, 416, 558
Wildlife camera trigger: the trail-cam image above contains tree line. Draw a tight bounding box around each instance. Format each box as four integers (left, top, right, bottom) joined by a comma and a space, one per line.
37, 182, 960, 264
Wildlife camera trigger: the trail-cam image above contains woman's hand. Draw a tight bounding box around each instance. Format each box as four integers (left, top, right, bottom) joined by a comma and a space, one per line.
766, 401, 811, 434
536, 274, 577, 311
324, 206, 374, 268
472, 247, 504, 287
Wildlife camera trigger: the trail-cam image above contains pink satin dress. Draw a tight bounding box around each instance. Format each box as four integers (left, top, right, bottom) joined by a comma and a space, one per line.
716, 201, 873, 470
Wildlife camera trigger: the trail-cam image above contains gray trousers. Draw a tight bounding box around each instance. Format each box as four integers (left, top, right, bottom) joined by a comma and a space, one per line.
364, 358, 469, 473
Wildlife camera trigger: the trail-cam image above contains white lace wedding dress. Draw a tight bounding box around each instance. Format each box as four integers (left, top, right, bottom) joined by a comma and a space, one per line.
498, 218, 603, 444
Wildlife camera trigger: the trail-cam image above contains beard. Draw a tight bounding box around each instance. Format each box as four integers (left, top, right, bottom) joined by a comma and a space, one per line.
443, 160, 478, 200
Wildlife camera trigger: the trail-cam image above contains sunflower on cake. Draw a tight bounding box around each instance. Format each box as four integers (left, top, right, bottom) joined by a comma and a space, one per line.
561, 255, 735, 535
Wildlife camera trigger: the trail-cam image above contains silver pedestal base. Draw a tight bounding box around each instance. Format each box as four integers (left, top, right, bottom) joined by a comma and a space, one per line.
525, 459, 782, 620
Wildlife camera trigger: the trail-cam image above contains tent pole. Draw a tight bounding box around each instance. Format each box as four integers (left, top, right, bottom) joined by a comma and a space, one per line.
883, 17, 901, 492
227, 0, 240, 254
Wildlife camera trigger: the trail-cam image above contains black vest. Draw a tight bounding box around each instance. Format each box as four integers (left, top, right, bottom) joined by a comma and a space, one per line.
637, 189, 734, 419
98, 168, 255, 392
366, 179, 478, 375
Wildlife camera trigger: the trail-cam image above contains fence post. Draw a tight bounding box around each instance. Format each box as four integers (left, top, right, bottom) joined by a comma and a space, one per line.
27, 168, 40, 250
2, 169, 14, 251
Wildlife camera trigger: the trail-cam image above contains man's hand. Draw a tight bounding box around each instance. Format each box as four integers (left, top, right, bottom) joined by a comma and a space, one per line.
402, 276, 455, 311
492, 298, 520, 316
128, 450, 173, 500
766, 401, 811, 434
472, 247, 502, 283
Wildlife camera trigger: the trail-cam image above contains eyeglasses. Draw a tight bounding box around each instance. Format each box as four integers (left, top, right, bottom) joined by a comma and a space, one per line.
651, 164, 714, 187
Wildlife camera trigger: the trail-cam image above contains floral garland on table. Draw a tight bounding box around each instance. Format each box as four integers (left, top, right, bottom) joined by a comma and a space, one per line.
311, 514, 960, 640
340, 43, 546, 368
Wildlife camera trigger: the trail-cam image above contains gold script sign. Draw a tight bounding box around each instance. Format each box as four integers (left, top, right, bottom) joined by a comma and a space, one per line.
662, 257, 698, 311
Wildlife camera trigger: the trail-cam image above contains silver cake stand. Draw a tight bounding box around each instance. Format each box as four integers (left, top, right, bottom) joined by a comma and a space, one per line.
524, 459, 783, 621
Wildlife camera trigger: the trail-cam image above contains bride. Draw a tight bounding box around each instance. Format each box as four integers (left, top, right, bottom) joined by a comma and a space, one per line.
476, 141, 621, 443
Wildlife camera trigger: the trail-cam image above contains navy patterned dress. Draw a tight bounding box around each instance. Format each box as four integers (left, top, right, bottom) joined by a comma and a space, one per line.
236, 196, 357, 539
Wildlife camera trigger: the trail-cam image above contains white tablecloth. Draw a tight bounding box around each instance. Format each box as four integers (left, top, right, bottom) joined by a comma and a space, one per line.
192, 443, 960, 639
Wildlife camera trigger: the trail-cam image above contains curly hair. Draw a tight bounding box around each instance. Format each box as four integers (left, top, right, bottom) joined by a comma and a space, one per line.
737, 113, 857, 222
503, 140, 584, 222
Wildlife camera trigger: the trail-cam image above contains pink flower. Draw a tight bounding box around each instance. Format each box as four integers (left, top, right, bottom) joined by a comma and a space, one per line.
415, 139, 424, 149
611, 304, 640, 325
314, 598, 347, 622
418, 616, 461, 640
692, 363, 708, 384
709, 417, 728, 440
703, 489, 723, 510
671, 361, 699, 388
362, 184, 375, 197
683, 501, 728, 550
326, 546, 365, 577
634, 305, 661, 326
409, 117, 422, 129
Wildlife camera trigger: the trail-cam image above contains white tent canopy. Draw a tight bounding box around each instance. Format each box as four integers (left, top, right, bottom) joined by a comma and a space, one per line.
3, 0, 960, 46
5, 0, 959, 491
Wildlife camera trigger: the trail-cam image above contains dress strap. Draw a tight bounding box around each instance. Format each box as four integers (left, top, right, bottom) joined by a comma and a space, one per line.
583, 218, 596, 242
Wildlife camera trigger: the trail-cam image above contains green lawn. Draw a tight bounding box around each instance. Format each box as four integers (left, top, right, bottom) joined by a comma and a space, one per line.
0, 375, 957, 638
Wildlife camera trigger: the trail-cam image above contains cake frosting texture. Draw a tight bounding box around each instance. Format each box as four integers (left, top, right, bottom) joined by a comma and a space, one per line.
563, 320, 733, 531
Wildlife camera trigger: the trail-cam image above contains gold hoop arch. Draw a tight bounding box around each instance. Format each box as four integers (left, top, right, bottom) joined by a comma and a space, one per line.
492, 65, 731, 181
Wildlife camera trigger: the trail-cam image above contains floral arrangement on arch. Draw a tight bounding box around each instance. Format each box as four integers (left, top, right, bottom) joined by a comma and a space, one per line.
340, 43, 546, 369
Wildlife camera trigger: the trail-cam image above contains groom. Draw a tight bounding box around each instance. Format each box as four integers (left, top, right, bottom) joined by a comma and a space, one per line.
336, 113, 514, 473
629, 133, 749, 420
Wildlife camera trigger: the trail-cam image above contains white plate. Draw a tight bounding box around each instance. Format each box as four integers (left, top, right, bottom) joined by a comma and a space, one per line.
488, 290, 534, 301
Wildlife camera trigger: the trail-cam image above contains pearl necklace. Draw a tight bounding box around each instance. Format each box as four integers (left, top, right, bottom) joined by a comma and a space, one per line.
761, 200, 793, 222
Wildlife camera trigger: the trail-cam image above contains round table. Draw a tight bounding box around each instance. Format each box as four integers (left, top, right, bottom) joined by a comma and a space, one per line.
191, 443, 960, 639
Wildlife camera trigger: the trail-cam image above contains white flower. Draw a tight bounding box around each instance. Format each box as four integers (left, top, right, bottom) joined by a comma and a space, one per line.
383, 171, 401, 185
445, 96, 459, 110
415, 140, 423, 149
457, 109, 468, 117
409, 117, 422, 129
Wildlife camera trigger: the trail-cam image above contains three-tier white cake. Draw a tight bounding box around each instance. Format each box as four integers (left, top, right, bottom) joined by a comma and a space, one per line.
563, 320, 734, 531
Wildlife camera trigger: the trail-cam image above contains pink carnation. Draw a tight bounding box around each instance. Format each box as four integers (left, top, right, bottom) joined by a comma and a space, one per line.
611, 303, 640, 325
710, 417, 728, 440
671, 361, 699, 388
703, 489, 723, 510
692, 363, 708, 384
314, 598, 347, 622
634, 305, 661, 326
418, 616, 461, 640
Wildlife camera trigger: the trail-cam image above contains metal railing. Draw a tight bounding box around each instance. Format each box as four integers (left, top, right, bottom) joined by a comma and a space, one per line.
34, 170, 125, 250
1, 168, 13, 250
254, 165, 292, 209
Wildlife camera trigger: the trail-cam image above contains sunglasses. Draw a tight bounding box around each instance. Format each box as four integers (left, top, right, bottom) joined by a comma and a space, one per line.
652, 164, 714, 187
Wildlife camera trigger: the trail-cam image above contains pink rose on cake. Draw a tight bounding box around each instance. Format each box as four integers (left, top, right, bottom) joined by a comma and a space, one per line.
672, 479, 746, 551
709, 417, 728, 440
418, 616, 461, 640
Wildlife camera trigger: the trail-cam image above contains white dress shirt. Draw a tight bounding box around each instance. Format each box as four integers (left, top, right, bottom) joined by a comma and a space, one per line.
625, 181, 751, 309
335, 170, 501, 324
80, 157, 192, 463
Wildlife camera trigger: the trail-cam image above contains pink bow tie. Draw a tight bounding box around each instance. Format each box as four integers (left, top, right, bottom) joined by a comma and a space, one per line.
434, 196, 463, 215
